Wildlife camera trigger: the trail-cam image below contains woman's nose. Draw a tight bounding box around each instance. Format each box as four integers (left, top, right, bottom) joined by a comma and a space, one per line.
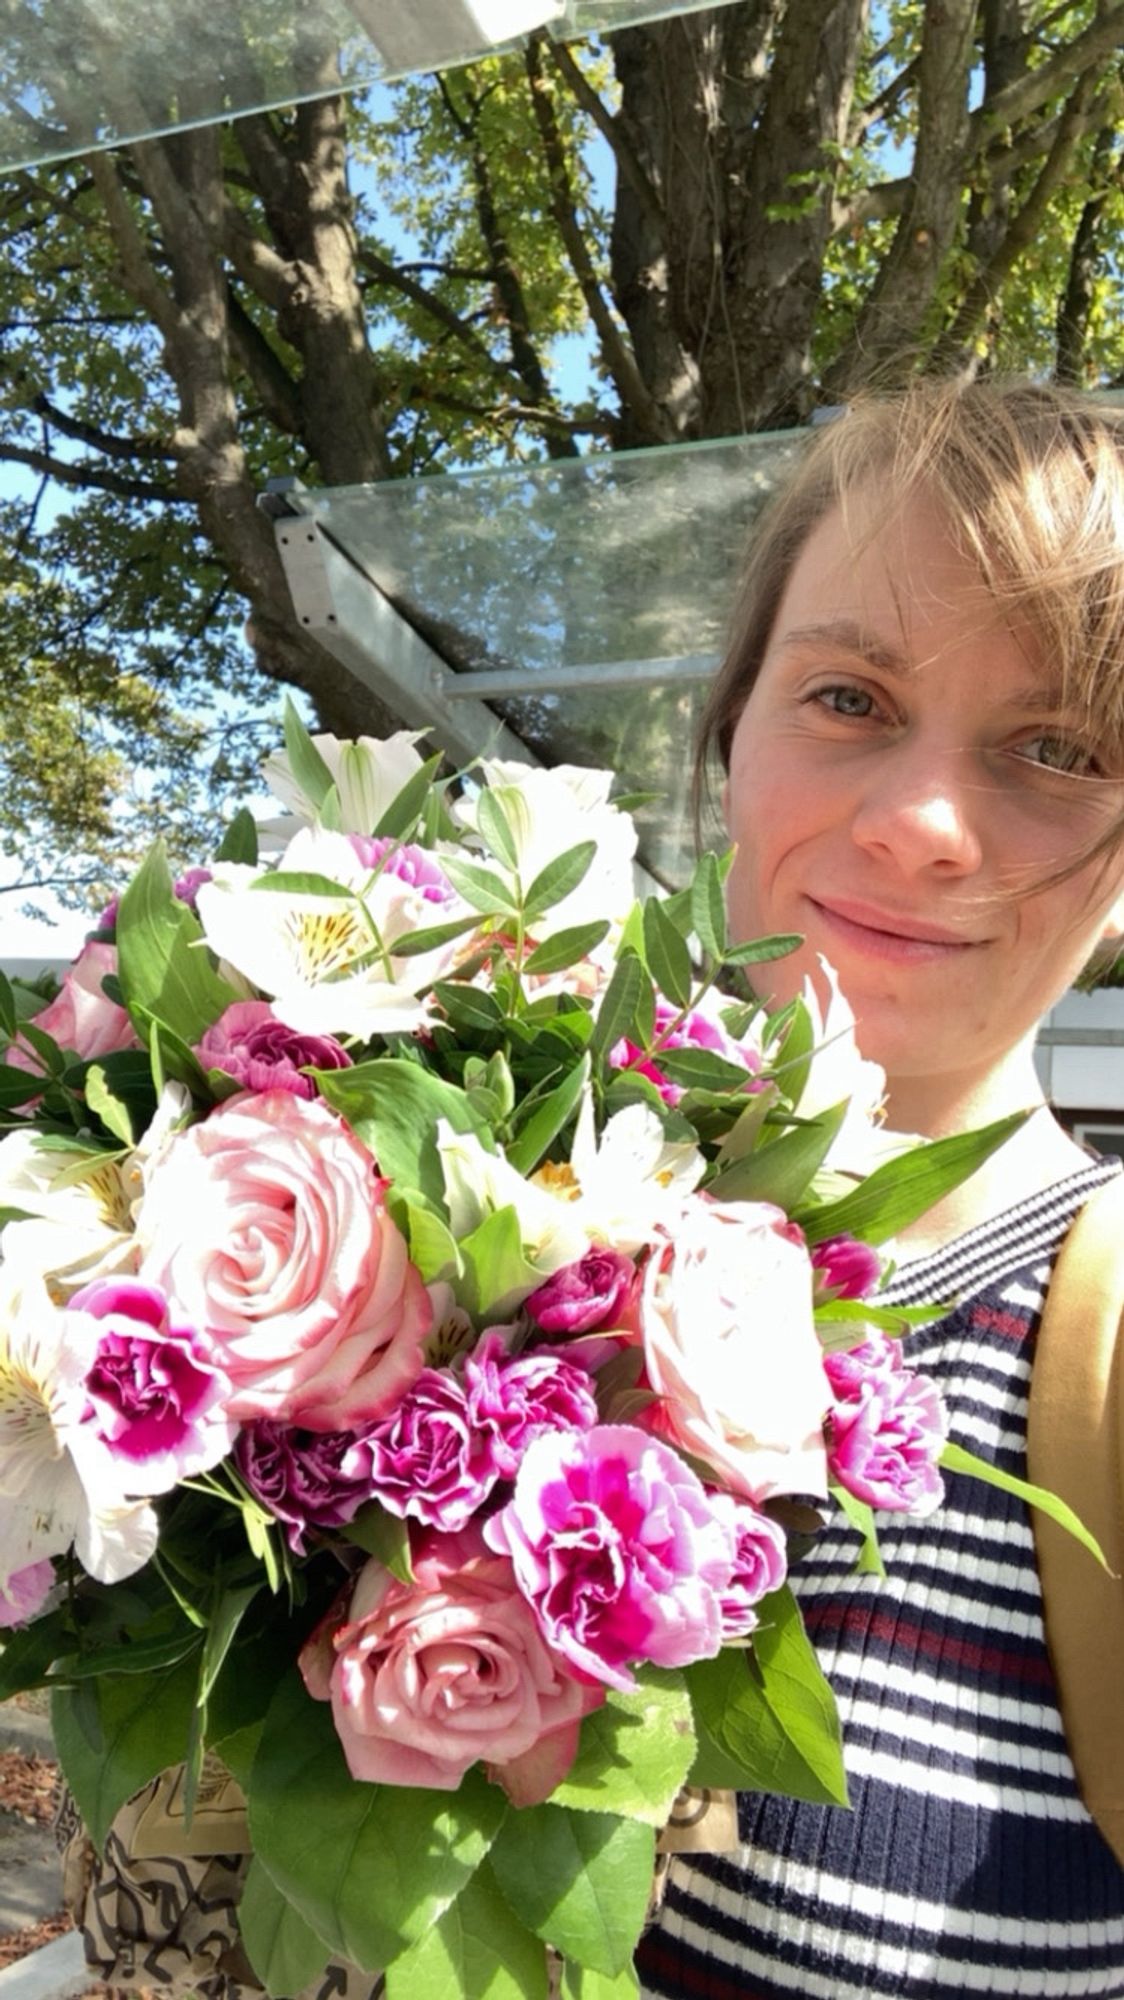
849, 751, 983, 877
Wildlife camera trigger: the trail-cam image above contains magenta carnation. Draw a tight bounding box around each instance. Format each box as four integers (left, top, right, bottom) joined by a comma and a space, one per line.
714, 1498, 789, 1638
811, 1235, 884, 1301
348, 836, 456, 905
609, 997, 761, 1107
485, 1423, 737, 1691
195, 1001, 351, 1100
235, 1422, 377, 1553
524, 1250, 637, 1335
462, 1332, 600, 1476
70, 1278, 236, 1494
825, 1337, 946, 1515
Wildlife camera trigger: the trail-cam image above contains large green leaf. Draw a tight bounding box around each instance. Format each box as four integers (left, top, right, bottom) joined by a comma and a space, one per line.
796, 1110, 1029, 1245
385, 1859, 547, 2000
548, 1670, 695, 1826
689, 851, 729, 962
560, 1962, 640, 2000
707, 1101, 848, 1208
115, 842, 239, 1047
52, 1654, 200, 1850
315, 1060, 488, 1209
238, 1856, 332, 1999
506, 1055, 589, 1177
686, 1586, 848, 1807
282, 696, 335, 811
459, 1204, 544, 1318
488, 1806, 654, 1976
940, 1439, 1109, 1568
248, 1673, 506, 1970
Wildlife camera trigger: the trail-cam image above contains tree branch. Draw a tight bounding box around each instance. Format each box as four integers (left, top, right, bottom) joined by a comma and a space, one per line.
1056, 124, 1121, 383
27, 392, 174, 463
546, 36, 665, 237
84, 150, 178, 341
966, 2, 1124, 154
357, 242, 514, 376
0, 441, 188, 504
224, 288, 303, 436
219, 193, 294, 314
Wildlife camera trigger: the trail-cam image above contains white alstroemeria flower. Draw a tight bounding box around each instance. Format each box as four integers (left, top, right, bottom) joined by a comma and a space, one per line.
436, 1123, 590, 1278
195, 826, 467, 1039
797, 957, 898, 1175
0, 1130, 138, 1303
455, 761, 638, 937
264, 729, 428, 833
563, 1096, 706, 1252
0, 1267, 157, 1590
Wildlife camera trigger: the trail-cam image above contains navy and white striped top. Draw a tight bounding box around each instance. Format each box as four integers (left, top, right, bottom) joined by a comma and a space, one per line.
637, 1160, 1124, 2000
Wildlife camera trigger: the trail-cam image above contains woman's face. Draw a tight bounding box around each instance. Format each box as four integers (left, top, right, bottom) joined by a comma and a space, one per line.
724, 492, 1124, 1122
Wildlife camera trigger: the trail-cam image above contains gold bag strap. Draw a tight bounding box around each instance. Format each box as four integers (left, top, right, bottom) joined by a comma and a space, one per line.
1026, 1171, 1124, 1869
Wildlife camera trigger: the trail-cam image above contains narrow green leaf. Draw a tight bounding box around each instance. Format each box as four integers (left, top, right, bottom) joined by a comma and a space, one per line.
79, 1064, 135, 1146
548, 1668, 695, 1826
707, 1101, 848, 1208
588, 954, 647, 1060
215, 808, 259, 866
249, 870, 353, 899
690, 852, 728, 961
523, 840, 597, 921
642, 899, 693, 1011
390, 913, 482, 958
249, 1674, 506, 1969
0, 970, 16, 1042
489, 1806, 653, 1976
283, 696, 335, 811
523, 922, 611, 977
476, 787, 521, 872
441, 853, 522, 918
831, 1485, 886, 1576
723, 932, 804, 966
0, 1061, 48, 1109
655, 1047, 758, 1094
433, 981, 506, 1033
796, 1110, 1030, 1246
385, 1859, 547, 2000
52, 1655, 200, 1851
373, 754, 444, 842
506, 1055, 590, 1177
940, 1439, 1110, 1569
238, 1855, 331, 1999
344, 1502, 414, 1582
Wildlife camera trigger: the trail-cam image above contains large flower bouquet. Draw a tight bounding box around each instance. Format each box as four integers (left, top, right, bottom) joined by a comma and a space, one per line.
0, 711, 1089, 2000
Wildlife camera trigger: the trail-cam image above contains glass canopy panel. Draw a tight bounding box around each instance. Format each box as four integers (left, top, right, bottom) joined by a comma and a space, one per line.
0, 0, 740, 174
286, 429, 809, 887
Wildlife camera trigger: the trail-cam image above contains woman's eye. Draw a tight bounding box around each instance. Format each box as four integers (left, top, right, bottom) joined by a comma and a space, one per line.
814, 684, 877, 719
1016, 733, 1101, 776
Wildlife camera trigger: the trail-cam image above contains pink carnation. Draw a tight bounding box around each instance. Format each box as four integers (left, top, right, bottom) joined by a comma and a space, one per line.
134, 1091, 431, 1429
713, 1498, 789, 1638
8, 939, 138, 1073
811, 1235, 883, 1301
0, 1560, 55, 1629
299, 1529, 603, 1805
825, 1337, 946, 1515
609, 997, 760, 1107
70, 1277, 236, 1494
195, 1001, 351, 1100
524, 1249, 637, 1335
348, 836, 456, 906
485, 1423, 737, 1692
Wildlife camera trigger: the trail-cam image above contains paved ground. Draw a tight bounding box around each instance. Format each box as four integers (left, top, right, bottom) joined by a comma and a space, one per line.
0, 1701, 65, 1953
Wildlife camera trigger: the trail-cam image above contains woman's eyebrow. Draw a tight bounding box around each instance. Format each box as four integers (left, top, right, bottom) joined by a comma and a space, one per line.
777, 619, 913, 676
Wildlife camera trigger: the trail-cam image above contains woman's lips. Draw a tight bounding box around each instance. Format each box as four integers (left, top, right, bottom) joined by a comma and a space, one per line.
808, 898, 984, 965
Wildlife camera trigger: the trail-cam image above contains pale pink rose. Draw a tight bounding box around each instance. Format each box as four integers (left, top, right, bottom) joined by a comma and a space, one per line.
299, 1529, 603, 1804
9, 940, 138, 1072
134, 1091, 431, 1429
640, 1196, 829, 1502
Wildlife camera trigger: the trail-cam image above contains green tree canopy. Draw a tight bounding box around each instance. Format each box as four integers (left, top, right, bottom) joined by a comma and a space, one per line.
3, 0, 1124, 912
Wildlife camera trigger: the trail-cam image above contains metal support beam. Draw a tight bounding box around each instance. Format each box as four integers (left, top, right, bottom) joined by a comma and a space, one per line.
441, 654, 719, 701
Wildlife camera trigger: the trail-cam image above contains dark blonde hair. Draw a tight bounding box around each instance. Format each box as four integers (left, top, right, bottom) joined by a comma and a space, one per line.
695, 380, 1124, 876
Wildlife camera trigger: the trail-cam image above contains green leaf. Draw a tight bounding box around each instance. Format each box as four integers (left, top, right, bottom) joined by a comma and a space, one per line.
488, 1806, 653, 1976
560, 1962, 640, 2000
248, 1673, 506, 1970
707, 1101, 848, 1208
940, 1439, 1110, 1569
654, 1047, 759, 1095
723, 932, 803, 966
686, 1587, 848, 1807
0, 970, 17, 1042
406, 1199, 462, 1284
52, 1654, 200, 1851
0, 1061, 48, 1109
283, 696, 335, 811
79, 1063, 135, 1146
523, 840, 597, 922
433, 981, 506, 1033
344, 1501, 414, 1582
390, 913, 482, 958
506, 1055, 589, 1177
249, 870, 353, 899
238, 1855, 332, 1999
588, 954, 648, 1061
459, 1204, 543, 1318
385, 1859, 547, 2000
373, 754, 444, 841
523, 922, 611, 977
796, 1110, 1030, 1246
215, 808, 259, 866
115, 843, 239, 1048
642, 898, 693, 1011
831, 1485, 886, 1576
441, 853, 522, 918
315, 1060, 488, 1211
689, 852, 728, 961
548, 1668, 695, 1826
476, 786, 521, 872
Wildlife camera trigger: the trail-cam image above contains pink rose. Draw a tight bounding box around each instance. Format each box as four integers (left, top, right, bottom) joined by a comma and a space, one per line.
9, 940, 138, 1072
524, 1249, 638, 1335
810, 1234, 883, 1301
485, 1423, 737, 1692
134, 1091, 431, 1429
299, 1529, 603, 1805
640, 1196, 830, 1502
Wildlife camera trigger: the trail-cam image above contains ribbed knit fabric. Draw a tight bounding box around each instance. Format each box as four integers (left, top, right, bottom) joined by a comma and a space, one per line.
637, 1159, 1124, 2000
